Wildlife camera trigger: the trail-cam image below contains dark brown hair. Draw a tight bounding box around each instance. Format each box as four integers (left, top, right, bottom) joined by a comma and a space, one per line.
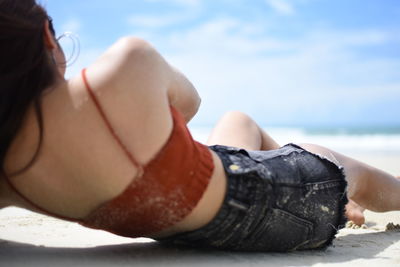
0, 0, 57, 176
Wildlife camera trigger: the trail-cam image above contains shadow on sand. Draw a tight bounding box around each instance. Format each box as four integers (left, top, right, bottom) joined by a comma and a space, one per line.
1, 230, 399, 267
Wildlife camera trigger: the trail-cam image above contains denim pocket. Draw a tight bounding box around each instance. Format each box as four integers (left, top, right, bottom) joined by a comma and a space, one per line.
242, 208, 314, 252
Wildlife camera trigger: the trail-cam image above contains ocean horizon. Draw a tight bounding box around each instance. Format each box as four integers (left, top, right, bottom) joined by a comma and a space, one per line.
190, 125, 400, 155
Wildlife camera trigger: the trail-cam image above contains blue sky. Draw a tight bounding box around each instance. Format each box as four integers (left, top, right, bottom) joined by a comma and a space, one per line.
44, 0, 400, 128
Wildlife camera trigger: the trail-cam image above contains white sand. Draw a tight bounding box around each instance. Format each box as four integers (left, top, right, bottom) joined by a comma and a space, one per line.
1, 153, 399, 267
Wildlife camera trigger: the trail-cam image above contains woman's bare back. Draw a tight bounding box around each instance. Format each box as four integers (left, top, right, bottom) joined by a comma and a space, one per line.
2, 38, 176, 218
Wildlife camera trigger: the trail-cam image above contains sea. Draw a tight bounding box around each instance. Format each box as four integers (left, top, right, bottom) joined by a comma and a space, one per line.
190, 126, 400, 156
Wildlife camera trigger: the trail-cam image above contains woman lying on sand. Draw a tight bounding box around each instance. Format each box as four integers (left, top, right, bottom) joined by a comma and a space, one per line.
0, 0, 399, 252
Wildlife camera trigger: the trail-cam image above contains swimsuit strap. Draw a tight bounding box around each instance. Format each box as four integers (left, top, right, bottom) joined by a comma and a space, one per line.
81, 68, 144, 177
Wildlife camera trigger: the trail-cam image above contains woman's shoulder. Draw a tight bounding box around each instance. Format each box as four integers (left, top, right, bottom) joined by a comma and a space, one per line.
64, 37, 174, 163
67, 37, 172, 121
69, 37, 170, 97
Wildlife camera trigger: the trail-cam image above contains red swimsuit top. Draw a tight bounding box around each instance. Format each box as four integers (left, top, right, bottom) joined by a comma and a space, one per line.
4, 69, 215, 237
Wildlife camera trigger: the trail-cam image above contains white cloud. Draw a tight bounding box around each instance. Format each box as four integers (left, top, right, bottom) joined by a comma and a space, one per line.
128, 13, 193, 28
308, 29, 390, 48
164, 18, 295, 55
265, 0, 295, 15
144, 0, 201, 8
60, 18, 82, 33
127, 0, 202, 29
172, 0, 201, 7
142, 17, 399, 125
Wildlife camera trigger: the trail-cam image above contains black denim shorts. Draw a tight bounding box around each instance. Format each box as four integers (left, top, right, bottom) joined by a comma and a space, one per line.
158, 144, 348, 252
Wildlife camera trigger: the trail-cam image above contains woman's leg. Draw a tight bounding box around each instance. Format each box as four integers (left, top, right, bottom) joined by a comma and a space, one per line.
299, 143, 400, 224
208, 111, 400, 225
207, 111, 280, 150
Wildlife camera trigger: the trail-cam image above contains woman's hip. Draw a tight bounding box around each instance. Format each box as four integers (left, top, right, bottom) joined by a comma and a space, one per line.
157, 144, 348, 252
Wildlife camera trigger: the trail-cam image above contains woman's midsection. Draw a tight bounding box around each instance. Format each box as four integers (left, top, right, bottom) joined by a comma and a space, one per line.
149, 149, 227, 238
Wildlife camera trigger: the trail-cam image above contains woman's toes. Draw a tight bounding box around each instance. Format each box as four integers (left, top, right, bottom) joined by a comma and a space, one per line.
345, 200, 366, 226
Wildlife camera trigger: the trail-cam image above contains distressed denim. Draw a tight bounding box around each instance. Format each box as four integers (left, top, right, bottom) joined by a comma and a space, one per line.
158, 144, 348, 252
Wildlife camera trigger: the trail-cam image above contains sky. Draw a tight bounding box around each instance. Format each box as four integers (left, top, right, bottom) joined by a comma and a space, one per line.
43, 0, 400, 128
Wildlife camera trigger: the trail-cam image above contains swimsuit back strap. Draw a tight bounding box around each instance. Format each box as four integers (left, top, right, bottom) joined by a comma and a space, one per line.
81, 68, 144, 177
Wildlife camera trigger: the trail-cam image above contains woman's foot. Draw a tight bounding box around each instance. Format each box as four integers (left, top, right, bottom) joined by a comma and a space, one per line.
345, 200, 366, 226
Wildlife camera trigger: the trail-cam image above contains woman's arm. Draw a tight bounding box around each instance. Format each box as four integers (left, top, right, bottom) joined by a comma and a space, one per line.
78, 37, 201, 123
113, 37, 202, 122
167, 66, 201, 123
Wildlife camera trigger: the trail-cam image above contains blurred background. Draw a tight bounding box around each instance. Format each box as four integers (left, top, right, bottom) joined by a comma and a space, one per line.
45, 0, 400, 155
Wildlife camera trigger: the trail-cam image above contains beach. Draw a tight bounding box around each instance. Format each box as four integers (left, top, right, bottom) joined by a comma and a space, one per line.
1, 130, 400, 266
